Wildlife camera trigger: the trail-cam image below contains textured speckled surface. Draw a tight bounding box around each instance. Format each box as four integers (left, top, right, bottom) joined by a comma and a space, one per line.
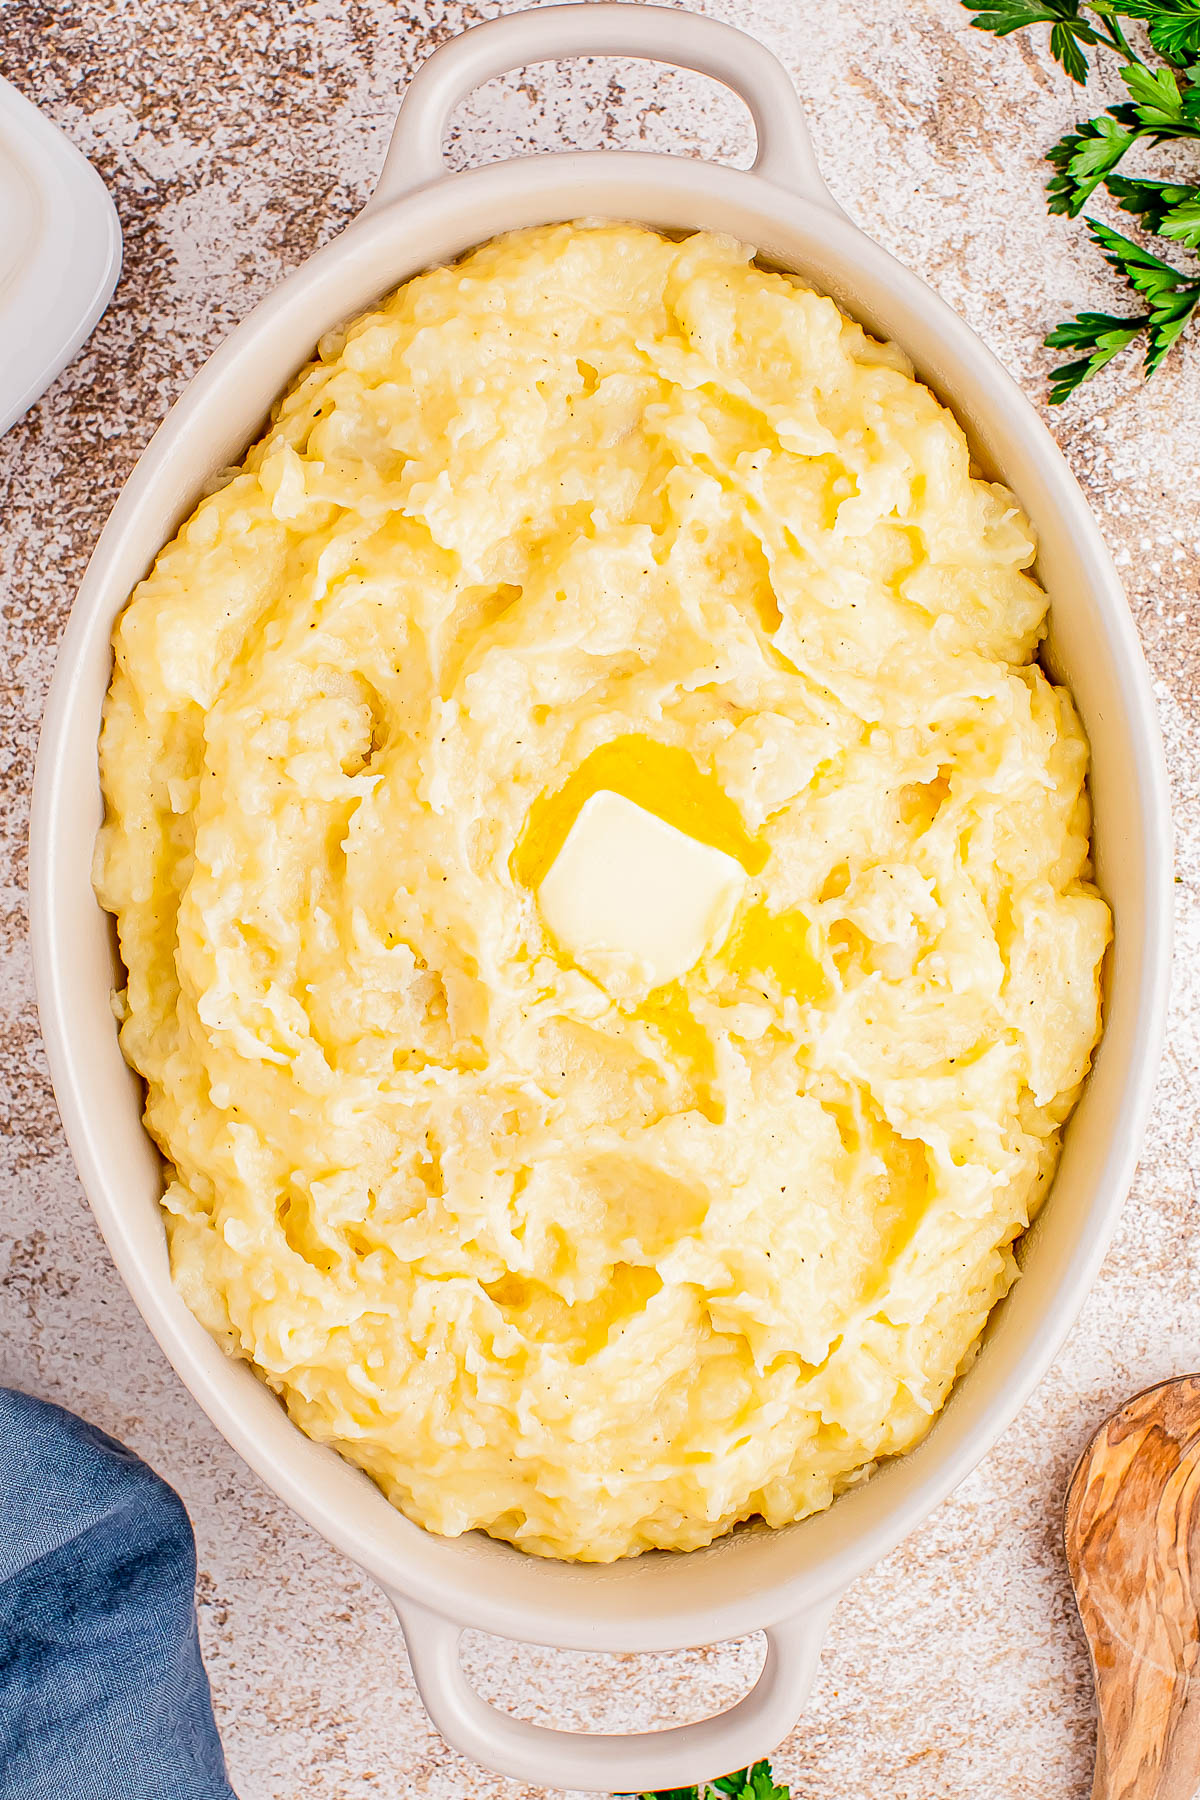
2, 2, 1197, 1796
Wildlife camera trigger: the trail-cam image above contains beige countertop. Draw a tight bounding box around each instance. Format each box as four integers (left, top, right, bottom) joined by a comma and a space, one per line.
2, 2, 1197, 1795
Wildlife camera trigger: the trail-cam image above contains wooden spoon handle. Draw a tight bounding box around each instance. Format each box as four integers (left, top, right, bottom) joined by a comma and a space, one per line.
1066, 1376, 1200, 1800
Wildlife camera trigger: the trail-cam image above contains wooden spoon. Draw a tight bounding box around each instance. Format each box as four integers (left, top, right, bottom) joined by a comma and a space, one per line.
1065, 1375, 1200, 1800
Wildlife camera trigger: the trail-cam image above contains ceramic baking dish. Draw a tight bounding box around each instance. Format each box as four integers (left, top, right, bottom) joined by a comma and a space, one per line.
29, 6, 1172, 1791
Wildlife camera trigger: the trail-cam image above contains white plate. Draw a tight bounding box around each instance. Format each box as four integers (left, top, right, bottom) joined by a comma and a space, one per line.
0, 77, 120, 436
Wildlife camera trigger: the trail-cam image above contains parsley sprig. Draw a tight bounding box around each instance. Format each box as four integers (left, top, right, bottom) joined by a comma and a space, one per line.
632, 1759, 792, 1800
963, 0, 1200, 396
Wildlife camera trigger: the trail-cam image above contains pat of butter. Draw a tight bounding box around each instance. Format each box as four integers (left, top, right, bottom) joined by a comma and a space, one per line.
537, 789, 747, 991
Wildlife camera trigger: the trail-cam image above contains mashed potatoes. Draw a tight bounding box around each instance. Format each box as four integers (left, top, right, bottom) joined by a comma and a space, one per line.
95, 223, 1110, 1562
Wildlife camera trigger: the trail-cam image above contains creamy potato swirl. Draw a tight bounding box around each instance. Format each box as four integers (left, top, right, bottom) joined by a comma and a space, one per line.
96, 224, 1110, 1561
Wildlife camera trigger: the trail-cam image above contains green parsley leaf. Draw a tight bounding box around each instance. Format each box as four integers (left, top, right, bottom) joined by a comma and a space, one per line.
1107, 174, 1200, 243
1120, 59, 1185, 125
1051, 17, 1095, 76
1158, 192, 1200, 243
965, 0, 1102, 74
1144, 293, 1200, 368
1110, 0, 1200, 65
1044, 309, 1147, 399
1044, 308, 1147, 350
1087, 215, 1200, 299
1044, 353, 1109, 401
747, 1763, 792, 1800
964, 0, 1083, 36
633, 1759, 792, 1800
1047, 114, 1138, 212
713, 1761, 793, 1800
1043, 222, 1200, 394
963, 0, 1200, 390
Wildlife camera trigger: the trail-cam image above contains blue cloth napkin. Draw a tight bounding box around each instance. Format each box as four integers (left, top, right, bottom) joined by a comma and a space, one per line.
0, 1388, 235, 1800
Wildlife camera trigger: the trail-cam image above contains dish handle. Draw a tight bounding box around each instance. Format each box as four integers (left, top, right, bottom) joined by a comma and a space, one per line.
368, 1, 837, 212
384, 1592, 835, 1793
